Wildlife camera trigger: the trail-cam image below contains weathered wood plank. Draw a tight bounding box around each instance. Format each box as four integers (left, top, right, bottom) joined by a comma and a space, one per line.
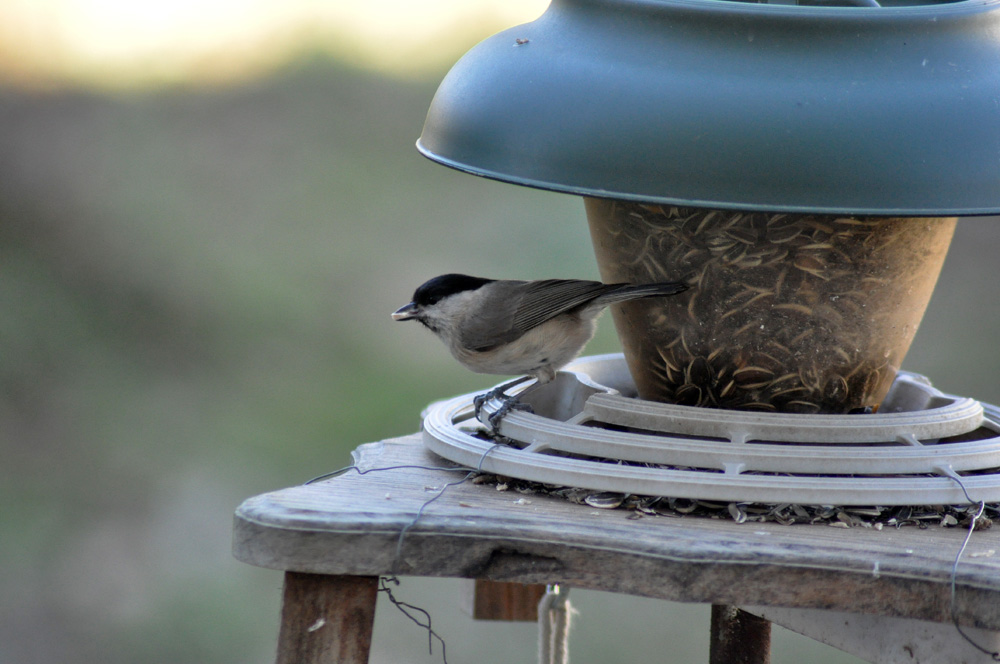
275, 573, 377, 664
233, 435, 1000, 630
742, 605, 1000, 664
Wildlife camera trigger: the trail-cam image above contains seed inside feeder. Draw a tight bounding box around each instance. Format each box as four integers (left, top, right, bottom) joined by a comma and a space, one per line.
585, 200, 957, 414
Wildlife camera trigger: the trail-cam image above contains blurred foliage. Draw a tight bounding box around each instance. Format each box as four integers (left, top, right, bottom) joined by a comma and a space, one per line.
0, 54, 996, 663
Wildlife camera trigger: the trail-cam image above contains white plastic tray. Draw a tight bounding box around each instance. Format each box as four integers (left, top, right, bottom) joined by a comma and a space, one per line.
421, 354, 1000, 505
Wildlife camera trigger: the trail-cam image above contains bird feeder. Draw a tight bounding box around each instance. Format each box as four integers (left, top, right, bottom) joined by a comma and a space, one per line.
232, 9, 1000, 661
417, 0, 1000, 415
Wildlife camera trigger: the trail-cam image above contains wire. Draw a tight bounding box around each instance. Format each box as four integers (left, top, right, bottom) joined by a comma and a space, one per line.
391, 443, 503, 572
944, 473, 1000, 660
304, 462, 471, 485
378, 576, 449, 664
303, 446, 504, 664
302, 444, 504, 571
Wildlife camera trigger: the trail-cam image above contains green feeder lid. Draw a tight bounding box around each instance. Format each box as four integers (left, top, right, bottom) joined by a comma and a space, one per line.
417, 0, 1000, 215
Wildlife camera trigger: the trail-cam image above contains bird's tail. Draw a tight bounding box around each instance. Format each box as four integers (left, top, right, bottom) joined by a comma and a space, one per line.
594, 281, 689, 306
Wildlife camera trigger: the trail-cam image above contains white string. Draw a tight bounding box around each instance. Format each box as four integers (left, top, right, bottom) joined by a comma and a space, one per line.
538, 584, 574, 664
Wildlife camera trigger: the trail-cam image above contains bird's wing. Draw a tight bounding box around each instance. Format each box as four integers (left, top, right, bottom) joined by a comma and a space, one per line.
511, 279, 617, 335
459, 279, 623, 352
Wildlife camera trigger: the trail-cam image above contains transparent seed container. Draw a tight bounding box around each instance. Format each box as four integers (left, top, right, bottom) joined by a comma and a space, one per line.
585, 199, 957, 414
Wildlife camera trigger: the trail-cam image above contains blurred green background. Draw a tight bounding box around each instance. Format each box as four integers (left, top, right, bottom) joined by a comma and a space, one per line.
2, 3, 999, 663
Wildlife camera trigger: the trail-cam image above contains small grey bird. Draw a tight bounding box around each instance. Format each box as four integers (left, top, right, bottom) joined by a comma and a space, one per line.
392, 274, 688, 427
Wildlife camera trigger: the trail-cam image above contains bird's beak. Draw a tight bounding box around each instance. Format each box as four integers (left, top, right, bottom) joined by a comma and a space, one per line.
391, 303, 418, 321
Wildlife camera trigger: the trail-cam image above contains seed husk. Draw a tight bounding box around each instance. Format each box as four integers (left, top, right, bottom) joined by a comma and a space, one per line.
585, 492, 626, 509
733, 366, 775, 385
767, 225, 802, 243
687, 356, 715, 386
675, 383, 703, 406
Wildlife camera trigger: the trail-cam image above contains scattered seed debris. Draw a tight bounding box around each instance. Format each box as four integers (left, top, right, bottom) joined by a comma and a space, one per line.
585, 492, 625, 509
468, 472, 998, 529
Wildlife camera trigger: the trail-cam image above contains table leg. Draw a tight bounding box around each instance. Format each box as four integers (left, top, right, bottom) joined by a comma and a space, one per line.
276, 572, 378, 664
463, 579, 548, 621
710, 604, 771, 664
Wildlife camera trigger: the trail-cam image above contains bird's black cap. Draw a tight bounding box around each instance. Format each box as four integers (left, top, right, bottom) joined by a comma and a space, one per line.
411, 273, 495, 307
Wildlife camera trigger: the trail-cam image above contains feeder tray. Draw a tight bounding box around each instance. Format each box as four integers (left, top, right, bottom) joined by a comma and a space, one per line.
422, 354, 1000, 506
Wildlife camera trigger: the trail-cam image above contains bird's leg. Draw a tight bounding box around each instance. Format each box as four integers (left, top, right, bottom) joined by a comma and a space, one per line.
473, 376, 533, 426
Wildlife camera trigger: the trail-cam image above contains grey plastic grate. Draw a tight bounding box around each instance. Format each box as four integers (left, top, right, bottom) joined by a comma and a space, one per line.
421, 354, 1000, 505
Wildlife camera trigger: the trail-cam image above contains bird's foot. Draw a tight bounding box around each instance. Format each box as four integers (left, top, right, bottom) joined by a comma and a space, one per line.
472, 376, 535, 434
472, 388, 501, 421
487, 397, 534, 435
473, 376, 532, 422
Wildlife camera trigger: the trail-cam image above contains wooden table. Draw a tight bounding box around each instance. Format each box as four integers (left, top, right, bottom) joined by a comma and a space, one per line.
233, 434, 1000, 663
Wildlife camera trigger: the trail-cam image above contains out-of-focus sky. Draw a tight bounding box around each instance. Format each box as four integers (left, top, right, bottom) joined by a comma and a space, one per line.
0, 0, 549, 87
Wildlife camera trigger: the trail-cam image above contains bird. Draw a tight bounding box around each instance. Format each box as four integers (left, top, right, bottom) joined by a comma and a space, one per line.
392, 273, 689, 429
